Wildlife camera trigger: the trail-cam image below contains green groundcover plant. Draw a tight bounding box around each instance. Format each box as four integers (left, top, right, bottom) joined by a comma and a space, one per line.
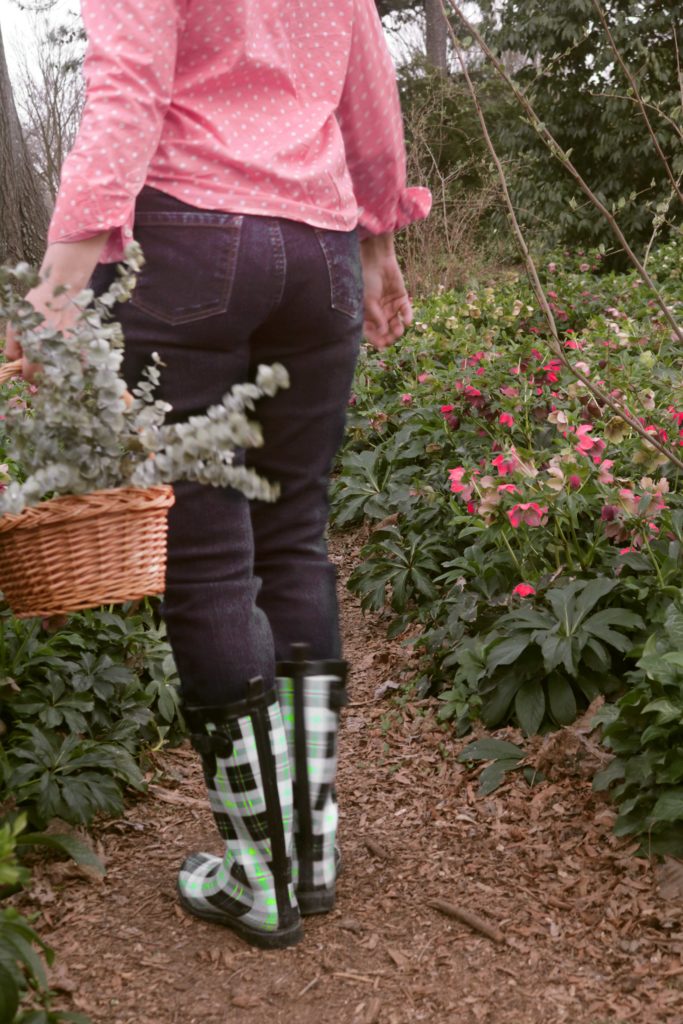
0, 814, 99, 1023
333, 233, 683, 853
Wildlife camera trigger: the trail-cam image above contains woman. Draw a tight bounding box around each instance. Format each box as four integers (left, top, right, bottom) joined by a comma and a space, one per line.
6, 0, 430, 949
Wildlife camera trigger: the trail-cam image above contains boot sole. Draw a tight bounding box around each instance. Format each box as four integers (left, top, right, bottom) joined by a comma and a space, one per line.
177, 884, 303, 949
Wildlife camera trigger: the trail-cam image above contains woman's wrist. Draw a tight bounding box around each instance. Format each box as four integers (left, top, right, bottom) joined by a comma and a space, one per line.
39, 234, 110, 303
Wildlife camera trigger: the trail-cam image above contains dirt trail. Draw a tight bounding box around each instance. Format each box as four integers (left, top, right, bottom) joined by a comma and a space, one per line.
21, 533, 683, 1024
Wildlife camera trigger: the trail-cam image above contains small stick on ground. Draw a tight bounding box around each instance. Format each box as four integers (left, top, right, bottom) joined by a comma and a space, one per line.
297, 975, 321, 998
428, 898, 505, 944
365, 838, 390, 861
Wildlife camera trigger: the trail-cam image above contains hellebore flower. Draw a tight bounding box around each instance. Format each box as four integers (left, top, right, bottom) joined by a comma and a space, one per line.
513, 583, 536, 597
507, 502, 548, 528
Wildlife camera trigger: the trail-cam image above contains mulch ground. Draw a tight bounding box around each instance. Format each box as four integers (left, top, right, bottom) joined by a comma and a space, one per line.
15, 531, 683, 1024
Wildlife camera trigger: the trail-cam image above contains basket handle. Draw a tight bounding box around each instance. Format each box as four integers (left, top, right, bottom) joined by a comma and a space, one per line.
0, 360, 23, 385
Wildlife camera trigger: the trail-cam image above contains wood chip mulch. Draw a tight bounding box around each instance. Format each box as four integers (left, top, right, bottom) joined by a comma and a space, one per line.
13, 530, 683, 1024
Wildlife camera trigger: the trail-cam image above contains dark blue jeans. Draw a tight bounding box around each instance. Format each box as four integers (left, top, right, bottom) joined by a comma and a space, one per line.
92, 187, 363, 707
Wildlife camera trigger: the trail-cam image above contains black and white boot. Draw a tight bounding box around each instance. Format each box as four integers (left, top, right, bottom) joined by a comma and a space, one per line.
276, 644, 347, 915
177, 677, 302, 949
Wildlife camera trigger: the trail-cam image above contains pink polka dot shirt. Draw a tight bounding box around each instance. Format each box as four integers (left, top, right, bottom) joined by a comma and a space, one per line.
48, 0, 432, 262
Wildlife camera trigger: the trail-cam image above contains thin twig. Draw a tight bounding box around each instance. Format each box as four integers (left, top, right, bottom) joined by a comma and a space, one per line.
439, 2, 683, 471
428, 898, 505, 944
588, 92, 683, 141
444, 2, 683, 348
591, 0, 683, 205
297, 975, 321, 998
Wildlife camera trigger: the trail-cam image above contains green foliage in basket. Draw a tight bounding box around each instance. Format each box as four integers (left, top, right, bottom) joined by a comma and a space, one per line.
0, 252, 289, 516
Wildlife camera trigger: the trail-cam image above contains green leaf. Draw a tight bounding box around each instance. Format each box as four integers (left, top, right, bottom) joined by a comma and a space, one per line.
487, 633, 532, 670
593, 758, 626, 791
583, 608, 644, 634
457, 738, 523, 763
481, 673, 524, 727
573, 577, 618, 623
478, 759, 520, 795
515, 680, 546, 735
651, 789, 683, 823
547, 674, 577, 725
18, 832, 105, 875
0, 962, 19, 1023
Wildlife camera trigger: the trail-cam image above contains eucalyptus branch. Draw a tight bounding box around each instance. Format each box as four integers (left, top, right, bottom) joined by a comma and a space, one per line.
444, 1, 683, 347
441, 2, 683, 473
591, 0, 683, 206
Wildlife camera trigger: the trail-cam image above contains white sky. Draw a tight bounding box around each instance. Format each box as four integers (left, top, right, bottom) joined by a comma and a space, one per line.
1, 0, 80, 78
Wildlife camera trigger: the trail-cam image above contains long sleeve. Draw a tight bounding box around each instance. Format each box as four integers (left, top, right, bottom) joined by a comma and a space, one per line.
336, 0, 432, 237
48, 0, 187, 262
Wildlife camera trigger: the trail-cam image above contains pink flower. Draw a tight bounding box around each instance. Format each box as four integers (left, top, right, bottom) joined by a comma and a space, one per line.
574, 424, 605, 459
348, 394, 357, 407
500, 386, 519, 398
497, 483, 520, 494
417, 372, 431, 383
492, 453, 518, 476
579, 262, 590, 272
507, 502, 548, 528
401, 393, 413, 405
568, 475, 582, 490
513, 583, 536, 597
440, 404, 455, 414
499, 413, 515, 428
597, 459, 614, 485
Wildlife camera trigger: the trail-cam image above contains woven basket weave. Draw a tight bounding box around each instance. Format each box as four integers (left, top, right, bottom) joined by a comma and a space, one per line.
0, 359, 175, 618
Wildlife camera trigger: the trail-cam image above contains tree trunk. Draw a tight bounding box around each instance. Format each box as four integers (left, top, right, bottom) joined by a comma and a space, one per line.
0, 25, 50, 266
424, 0, 449, 73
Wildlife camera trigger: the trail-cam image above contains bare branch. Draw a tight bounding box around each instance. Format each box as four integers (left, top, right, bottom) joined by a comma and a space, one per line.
591, 0, 683, 206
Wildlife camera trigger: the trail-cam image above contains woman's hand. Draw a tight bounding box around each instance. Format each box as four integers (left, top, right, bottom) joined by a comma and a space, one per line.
360, 233, 412, 349
4, 234, 109, 380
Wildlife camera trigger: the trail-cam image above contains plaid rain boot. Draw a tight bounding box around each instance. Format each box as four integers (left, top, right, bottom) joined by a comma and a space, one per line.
276, 644, 348, 915
177, 677, 302, 949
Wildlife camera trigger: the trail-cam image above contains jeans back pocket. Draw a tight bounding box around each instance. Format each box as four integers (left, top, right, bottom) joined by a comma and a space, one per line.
314, 228, 363, 320
130, 211, 243, 326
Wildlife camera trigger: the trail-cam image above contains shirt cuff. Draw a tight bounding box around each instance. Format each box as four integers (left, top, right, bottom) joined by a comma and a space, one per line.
48, 177, 137, 263
358, 186, 433, 239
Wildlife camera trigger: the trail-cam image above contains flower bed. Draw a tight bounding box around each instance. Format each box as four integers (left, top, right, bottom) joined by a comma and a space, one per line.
333, 234, 683, 855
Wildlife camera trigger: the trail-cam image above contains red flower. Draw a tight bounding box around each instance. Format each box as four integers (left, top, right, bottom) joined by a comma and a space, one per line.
499, 413, 515, 428
507, 502, 548, 528
513, 583, 536, 597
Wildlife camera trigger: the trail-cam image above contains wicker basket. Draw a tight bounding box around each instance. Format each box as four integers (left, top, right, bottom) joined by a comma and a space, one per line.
0, 359, 175, 618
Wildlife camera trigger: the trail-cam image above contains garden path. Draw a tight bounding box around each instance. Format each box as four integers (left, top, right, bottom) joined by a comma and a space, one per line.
25, 532, 683, 1024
